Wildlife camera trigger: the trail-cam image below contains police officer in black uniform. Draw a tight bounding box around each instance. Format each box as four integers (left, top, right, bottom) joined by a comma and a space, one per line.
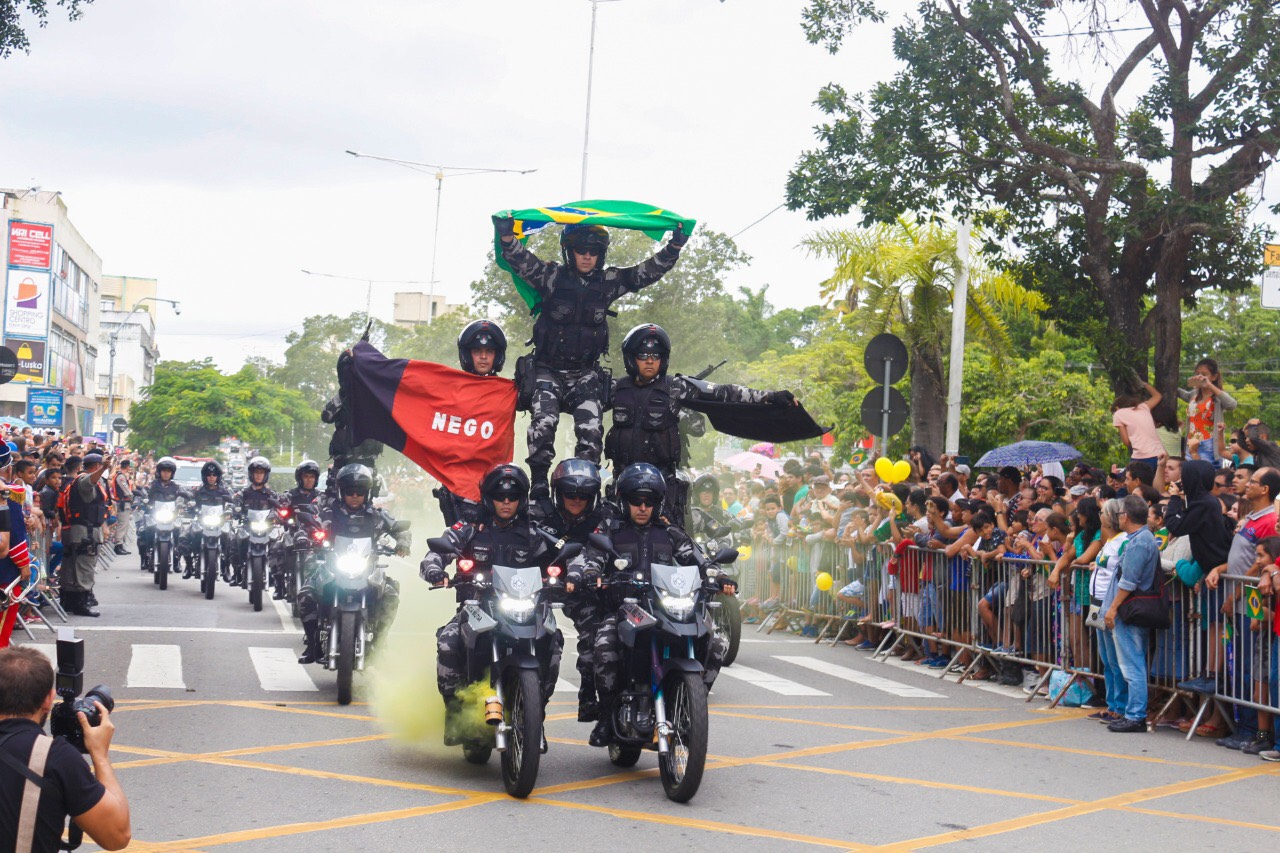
529, 458, 611, 722
493, 217, 688, 501
231, 456, 281, 588
570, 463, 727, 747
184, 461, 233, 579
279, 459, 324, 600
136, 456, 185, 573
606, 323, 794, 522
297, 464, 410, 664
420, 464, 562, 740
434, 319, 509, 527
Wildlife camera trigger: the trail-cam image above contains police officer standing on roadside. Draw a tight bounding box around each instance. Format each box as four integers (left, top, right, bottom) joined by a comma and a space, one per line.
62, 453, 109, 617
109, 460, 133, 556
492, 217, 688, 501
434, 319, 509, 527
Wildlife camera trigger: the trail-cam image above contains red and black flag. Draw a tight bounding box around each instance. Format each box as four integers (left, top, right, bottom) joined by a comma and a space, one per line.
342, 341, 517, 501
681, 398, 830, 444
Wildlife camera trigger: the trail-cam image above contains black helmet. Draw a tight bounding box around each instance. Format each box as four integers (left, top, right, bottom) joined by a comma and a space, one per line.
335, 463, 374, 498
480, 463, 529, 519
457, 319, 508, 375
621, 323, 672, 379
295, 459, 321, 488
156, 457, 178, 477
615, 463, 667, 507
560, 223, 610, 269
201, 460, 223, 481
551, 458, 601, 514
248, 456, 271, 483
692, 473, 719, 498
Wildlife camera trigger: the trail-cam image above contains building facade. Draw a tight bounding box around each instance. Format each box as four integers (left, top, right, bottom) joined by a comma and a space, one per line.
393, 291, 462, 327
1, 189, 101, 435
97, 275, 162, 437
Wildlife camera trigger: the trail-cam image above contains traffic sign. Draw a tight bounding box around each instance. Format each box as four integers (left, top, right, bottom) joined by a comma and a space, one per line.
863, 334, 908, 385
861, 386, 908, 438
112, 417, 128, 434
0, 347, 16, 385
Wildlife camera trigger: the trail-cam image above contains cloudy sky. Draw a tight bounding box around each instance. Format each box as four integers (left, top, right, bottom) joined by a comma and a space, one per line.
0, 0, 886, 368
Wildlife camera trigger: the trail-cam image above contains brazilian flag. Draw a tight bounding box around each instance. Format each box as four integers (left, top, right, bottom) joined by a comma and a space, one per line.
493, 199, 697, 311
1245, 587, 1266, 620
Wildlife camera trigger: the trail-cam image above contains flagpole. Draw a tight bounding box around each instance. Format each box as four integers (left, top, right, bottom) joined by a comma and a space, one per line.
581, 0, 621, 199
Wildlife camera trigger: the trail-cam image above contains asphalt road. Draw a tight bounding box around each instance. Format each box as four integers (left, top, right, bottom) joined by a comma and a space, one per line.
13, 549, 1280, 852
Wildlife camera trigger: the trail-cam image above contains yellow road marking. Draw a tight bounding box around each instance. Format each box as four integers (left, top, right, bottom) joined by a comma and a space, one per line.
1120, 805, 1280, 833
760, 761, 1082, 805
710, 709, 913, 735
529, 797, 875, 851
219, 700, 379, 721
110, 734, 393, 770
872, 764, 1280, 851
950, 735, 1240, 771
201, 756, 490, 798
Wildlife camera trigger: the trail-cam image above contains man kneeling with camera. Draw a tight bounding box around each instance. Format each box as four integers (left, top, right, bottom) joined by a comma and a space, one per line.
0, 645, 130, 852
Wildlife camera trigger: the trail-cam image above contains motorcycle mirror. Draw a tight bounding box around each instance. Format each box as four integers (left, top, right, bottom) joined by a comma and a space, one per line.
710, 524, 732, 539
712, 547, 739, 565
558, 542, 582, 562
588, 532, 614, 553
391, 519, 411, 534
427, 537, 458, 556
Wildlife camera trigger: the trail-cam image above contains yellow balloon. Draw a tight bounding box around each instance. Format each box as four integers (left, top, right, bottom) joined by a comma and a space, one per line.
738, 545, 752, 561
815, 572, 833, 591
874, 456, 895, 482
891, 459, 912, 483
786, 556, 798, 570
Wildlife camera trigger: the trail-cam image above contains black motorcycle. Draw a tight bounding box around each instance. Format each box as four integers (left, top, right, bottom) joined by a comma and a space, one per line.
238, 501, 284, 612
426, 535, 578, 799
689, 508, 748, 667
586, 531, 735, 803
194, 502, 231, 601
142, 496, 184, 592
283, 504, 325, 618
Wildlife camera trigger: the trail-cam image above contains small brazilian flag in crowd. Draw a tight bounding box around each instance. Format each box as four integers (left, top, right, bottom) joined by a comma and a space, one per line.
493, 199, 697, 311
1246, 587, 1266, 620
1154, 527, 1170, 550
849, 448, 868, 466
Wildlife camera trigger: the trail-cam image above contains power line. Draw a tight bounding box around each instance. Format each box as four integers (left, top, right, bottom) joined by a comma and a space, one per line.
730, 203, 786, 240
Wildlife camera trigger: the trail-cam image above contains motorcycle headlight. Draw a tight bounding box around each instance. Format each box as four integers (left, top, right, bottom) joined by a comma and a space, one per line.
154, 508, 176, 524
250, 521, 271, 534
659, 595, 696, 621
201, 512, 222, 529
336, 553, 367, 578
499, 597, 536, 623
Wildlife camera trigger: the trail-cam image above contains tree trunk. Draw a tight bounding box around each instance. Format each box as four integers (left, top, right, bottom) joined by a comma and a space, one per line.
909, 343, 946, 454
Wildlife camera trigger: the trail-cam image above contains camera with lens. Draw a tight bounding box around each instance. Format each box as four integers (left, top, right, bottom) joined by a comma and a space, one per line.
47, 631, 114, 754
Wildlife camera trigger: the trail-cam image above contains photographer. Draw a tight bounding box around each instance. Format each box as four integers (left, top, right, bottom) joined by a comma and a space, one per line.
0, 647, 130, 852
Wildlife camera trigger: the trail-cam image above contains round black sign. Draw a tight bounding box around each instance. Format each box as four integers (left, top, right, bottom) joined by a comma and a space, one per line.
860, 386, 909, 438
0, 347, 16, 385
112, 417, 128, 433
863, 333, 908, 385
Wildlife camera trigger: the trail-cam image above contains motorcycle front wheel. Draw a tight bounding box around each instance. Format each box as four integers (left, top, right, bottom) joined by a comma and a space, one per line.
659, 670, 708, 803
714, 593, 742, 667
249, 556, 264, 612
157, 541, 171, 591
203, 547, 218, 600
501, 667, 543, 798
336, 610, 358, 705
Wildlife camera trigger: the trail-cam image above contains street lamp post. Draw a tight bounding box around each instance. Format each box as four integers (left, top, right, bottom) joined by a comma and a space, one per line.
106, 297, 180, 425
581, 0, 622, 199
345, 150, 535, 324
298, 270, 427, 323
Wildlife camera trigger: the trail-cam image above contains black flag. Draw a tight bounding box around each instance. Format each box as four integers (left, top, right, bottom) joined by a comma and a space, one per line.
681, 398, 830, 443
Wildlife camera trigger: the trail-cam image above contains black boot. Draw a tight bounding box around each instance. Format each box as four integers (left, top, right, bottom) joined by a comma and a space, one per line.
68, 592, 100, 618
529, 465, 550, 503
297, 626, 322, 664
577, 686, 599, 723
588, 695, 613, 747
86, 592, 99, 607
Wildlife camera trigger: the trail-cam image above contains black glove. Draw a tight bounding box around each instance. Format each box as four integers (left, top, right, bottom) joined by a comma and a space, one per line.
421, 562, 448, 585
581, 564, 602, 586
565, 569, 584, 588
492, 215, 516, 239
669, 223, 689, 248
768, 390, 795, 407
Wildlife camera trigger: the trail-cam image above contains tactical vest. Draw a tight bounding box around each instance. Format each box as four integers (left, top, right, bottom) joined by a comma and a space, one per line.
329, 505, 376, 539
192, 485, 231, 507
67, 475, 106, 527
468, 523, 542, 570
147, 481, 184, 501
286, 488, 320, 508
611, 522, 676, 576
532, 272, 614, 369
605, 377, 680, 470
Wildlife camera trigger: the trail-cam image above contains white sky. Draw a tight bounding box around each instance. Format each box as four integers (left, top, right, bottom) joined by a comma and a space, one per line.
2, 1, 1275, 372
0, 0, 880, 369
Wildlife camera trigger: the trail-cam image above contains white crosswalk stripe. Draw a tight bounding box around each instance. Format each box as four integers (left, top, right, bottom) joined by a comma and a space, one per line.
774, 655, 946, 699
555, 679, 578, 695
248, 647, 319, 692
28, 644, 56, 663
717, 663, 831, 696
126, 644, 187, 689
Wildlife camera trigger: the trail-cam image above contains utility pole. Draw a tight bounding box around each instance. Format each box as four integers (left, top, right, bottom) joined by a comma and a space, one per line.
944, 220, 971, 456
581, 0, 621, 198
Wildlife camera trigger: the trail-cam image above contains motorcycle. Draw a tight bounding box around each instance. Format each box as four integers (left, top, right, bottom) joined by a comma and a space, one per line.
317, 519, 409, 705
239, 502, 283, 612
425, 535, 579, 799
195, 502, 231, 601
585, 531, 735, 803
283, 503, 325, 617
689, 508, 748, 667
144, 497, 183, 592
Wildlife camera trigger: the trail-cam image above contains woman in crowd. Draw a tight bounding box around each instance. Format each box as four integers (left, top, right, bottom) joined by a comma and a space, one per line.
1177, 358, 1236, 466
1087, 498, 1130, 724
1112, 380, 1164, 469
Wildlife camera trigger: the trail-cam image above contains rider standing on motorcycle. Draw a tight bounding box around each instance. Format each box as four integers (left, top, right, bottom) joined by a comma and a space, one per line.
420, 464, 563, 731
493, 218, 688, 502
280, 460, 324, 601
606, 324, 795, 523
232, 456, 280, 588
137, 457, 183, 570
434, 319, 508, 527
570, 463, 727, 747
186, 461, 233, 579
529, 458, 611, 723
298, 464, 409, 664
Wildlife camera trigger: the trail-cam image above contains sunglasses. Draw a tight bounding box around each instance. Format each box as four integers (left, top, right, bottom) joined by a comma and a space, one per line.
636, 353, 662, 362
627, 496, 658, 508
574, 247, 601, 257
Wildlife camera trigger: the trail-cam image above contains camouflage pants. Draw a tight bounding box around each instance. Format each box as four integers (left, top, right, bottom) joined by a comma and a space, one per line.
526, 367, 604, 479
436, 611, 563, 704
593, 611, 727, 698
562, 595, 603, 701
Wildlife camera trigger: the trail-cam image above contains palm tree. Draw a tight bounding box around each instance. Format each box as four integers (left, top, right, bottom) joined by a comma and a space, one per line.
802, 216, 1045, 453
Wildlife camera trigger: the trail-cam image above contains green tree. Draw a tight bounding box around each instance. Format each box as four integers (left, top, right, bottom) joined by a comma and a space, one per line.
801, 216, 1044, 451
1, 0, 90, 58
788, 0, 1278, 409
130, 360, 311, 456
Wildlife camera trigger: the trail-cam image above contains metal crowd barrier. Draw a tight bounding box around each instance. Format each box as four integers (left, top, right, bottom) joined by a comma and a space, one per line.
738, 537, 1280, 728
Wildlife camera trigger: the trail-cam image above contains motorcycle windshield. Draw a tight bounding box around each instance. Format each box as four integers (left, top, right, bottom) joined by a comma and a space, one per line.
200, 506, 223, 527
151, 501, 177, 523
491, 565, 542, 601
651, 564, 700, 598
333, 536, 372, 579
